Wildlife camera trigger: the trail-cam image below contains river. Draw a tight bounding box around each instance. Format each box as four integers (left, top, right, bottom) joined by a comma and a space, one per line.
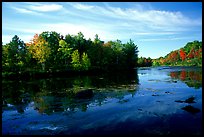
2, 66, 202, 135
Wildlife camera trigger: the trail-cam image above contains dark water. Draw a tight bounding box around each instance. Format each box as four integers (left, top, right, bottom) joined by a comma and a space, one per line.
2, 67, 202, 135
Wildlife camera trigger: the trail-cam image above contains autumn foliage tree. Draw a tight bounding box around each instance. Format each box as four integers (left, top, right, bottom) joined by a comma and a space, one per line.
153, 40, 202, 66
179, 49, 186, 61
28, 35, 51, 71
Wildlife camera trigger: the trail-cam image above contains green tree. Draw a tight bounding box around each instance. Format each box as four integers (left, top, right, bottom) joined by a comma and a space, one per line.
111, 40, 123, 66
123, 39, 138, 69
2, 44, 10, 71
58, 39, 73, 68
81, 52, 91, 71
39, 31, 60, 69
71, 50, 81, 71
2, 35, 26, 72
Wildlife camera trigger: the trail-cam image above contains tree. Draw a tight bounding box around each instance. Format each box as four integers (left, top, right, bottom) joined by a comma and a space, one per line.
71, 50, 91, 71
187, 49, 195, 59
111, 40, 123, 66
28, 35, 51, 71
81, 52, 91, 71
71, 50, 81, 71
93, 34, 103, 46
180, 49, 186, 61
123, 39, 138, 68
58, 39, 72, 68
87, 38, 103, 69
2, 35, 26, 72
3, 32, 143, 73
73, 32, 87, 58
39, 31, 61, 69
2, 44, 10, 71
137, 57, 152, 67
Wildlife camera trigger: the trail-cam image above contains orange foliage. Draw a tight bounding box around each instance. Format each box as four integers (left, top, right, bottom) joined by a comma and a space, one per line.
179, 49, 186, 61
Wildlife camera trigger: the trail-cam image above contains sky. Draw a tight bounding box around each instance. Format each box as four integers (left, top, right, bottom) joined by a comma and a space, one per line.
2, 2, 202, 59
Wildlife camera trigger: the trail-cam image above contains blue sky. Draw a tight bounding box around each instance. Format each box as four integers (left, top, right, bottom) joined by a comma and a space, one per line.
2, 2, 202, 59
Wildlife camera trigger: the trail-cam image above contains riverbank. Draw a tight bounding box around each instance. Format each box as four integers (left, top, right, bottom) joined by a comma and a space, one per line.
2, 68, 137, 81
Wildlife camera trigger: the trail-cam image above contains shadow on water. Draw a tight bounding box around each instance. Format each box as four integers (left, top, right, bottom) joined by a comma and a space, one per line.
2, 69, 139, 114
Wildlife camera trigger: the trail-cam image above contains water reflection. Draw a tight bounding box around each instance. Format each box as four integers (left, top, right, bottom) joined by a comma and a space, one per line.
169, 69, 202, 89
2, 67, 202, 135
2, 67, 202, 115
2, 70, 139, 114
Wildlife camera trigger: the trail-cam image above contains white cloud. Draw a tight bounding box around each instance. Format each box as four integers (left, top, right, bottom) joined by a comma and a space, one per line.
29, 4, 63, 12
10, 3, 63, 14
11, 7, 40, 15
42, 23, 116, 41
69, 3, 201, 32
69, 3, 94, 10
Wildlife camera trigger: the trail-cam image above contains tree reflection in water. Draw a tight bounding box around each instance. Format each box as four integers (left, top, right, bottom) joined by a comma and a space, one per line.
169, 69, 202, 89
2, 70, 139, 114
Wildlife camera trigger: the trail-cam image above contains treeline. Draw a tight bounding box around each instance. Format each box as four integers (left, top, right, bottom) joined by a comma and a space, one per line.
153, 41, 202, 66
2, 31, 139, 74
137, 57, 152, 67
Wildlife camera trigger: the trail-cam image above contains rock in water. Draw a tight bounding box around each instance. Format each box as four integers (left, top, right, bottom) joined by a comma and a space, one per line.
75, 89, 93, 99
182, 105, 200, 114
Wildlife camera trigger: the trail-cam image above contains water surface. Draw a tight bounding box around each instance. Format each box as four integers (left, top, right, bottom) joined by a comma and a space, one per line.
2, 67, 202, 135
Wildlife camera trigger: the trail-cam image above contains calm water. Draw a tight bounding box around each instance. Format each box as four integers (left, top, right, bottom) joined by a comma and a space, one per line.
2, 66, 202, 135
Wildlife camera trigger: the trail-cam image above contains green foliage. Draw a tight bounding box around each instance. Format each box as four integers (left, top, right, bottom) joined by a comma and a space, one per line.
71, 50, 91, 71
2, 31, 139, 74
71, 50, 82, 71
2, 35, 27, 72
58, 40, 73, 68
137, 57, 152, 67
39, 31, 61, 68
122, 39, 138, 68
81, 52, 91, 71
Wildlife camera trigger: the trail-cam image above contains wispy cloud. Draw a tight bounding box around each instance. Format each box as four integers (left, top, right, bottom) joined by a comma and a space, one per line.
68, 3, 201, 32
69, 3, 94, 10
9, 3, 63, 15
28, 3, 63, 12
11, 6, 40, 15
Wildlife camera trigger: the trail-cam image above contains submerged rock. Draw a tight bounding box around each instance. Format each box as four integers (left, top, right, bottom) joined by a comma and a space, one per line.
75, 89, 93, 99
175, 96, 196, 104
185, 96, 196, 103
182, 105, 200, 114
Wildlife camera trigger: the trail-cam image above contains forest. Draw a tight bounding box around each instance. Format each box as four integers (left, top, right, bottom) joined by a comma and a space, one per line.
2, 31, 202, 78
137, 40, 202, 67
2, 31, 138, 77
152, 40, 202, 67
